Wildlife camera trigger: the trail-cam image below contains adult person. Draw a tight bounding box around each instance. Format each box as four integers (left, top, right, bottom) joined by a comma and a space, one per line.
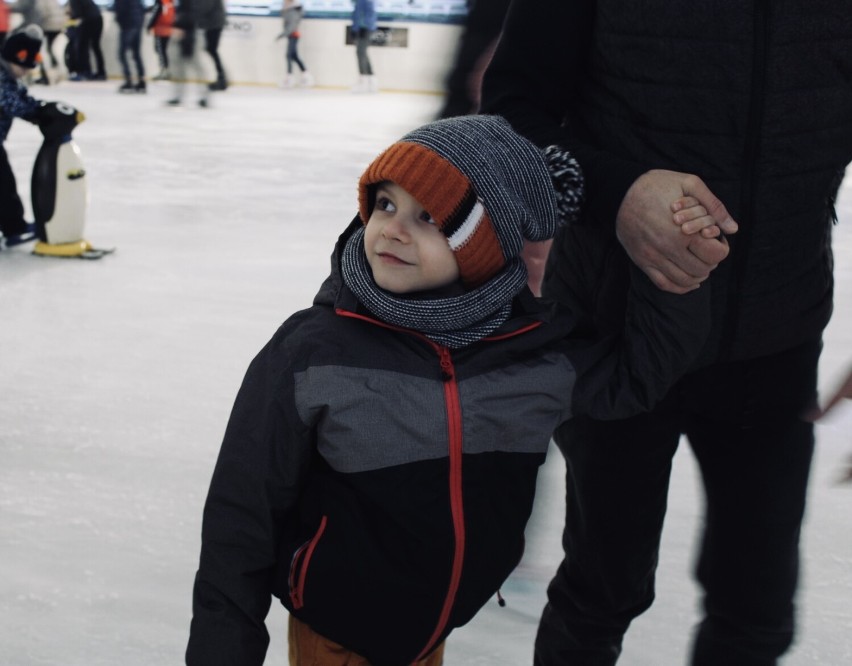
113, 0, 145, 93
9, 0, 66, 83
195, 0, 226, 91
146, 0, 175, 81
167, 0, 209, 107
37, 0, 65, 78
437, 0, 510, 119
349, 0, 376, 93
481, 2, 852, 665
68, 0, 105, 80
279, 0, 312, 88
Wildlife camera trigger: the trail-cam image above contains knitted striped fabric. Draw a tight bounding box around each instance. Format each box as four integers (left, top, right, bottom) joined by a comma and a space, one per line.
359, 142, 504, 288
341, 227, 527, 349
345, 114, 584, 347
358, 115, 582, 288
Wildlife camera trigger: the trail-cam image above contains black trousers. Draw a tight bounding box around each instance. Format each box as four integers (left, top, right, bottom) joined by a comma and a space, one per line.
0, 144, 27, 236
77, 14, 105, 77
203, 28, 226, 81
534, 340, 820, 666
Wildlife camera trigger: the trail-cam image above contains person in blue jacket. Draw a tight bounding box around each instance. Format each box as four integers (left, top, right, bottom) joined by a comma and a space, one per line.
350, 0, 376, 92
0, 25, 42, 247
185, 114, 731, 665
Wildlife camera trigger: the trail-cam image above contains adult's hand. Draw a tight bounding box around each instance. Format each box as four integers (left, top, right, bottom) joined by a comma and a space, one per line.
616, 170, 737, 294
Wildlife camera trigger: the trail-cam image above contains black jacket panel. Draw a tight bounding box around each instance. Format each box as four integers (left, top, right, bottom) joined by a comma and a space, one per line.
186, 220, 711, 665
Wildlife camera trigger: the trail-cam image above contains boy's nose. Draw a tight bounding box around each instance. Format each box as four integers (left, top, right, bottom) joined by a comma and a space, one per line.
382, 214, 411, 240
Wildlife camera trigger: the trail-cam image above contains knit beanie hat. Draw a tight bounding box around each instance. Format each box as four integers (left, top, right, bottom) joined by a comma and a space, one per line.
2, 25, 44, 69
358, 115, 583, 288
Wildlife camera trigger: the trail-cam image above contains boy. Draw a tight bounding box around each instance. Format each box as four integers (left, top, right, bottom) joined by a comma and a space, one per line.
186, 115, 727, 666
0, 23, 42, 247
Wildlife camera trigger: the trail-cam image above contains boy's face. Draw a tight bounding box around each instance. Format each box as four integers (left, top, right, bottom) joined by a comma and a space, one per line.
364, 182, 460, 294
8, 63, 34, 79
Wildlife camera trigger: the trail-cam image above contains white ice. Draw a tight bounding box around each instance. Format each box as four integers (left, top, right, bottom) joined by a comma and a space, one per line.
1, 82, 850, 665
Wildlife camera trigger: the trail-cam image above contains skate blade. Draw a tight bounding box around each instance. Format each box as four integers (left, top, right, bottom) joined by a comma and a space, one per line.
33, 240, 116, 259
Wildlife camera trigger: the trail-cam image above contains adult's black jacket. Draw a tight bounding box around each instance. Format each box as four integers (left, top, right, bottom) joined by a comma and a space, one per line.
483, 0, 852, 363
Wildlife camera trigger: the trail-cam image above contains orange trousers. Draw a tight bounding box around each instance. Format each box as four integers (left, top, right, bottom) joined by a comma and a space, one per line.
288, 615, 445, 666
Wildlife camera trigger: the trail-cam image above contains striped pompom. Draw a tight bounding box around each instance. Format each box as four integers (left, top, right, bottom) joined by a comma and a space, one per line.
544, 145, 584, 226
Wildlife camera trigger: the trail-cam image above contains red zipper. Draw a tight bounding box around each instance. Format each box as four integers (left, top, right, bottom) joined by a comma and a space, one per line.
334, 307, 541, 661
414, 346, 465, 662
289, 515, 328, 610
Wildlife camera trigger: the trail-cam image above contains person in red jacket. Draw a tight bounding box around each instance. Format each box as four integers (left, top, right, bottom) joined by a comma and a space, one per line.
0, 0, 10, 49
147, 0, 174, 80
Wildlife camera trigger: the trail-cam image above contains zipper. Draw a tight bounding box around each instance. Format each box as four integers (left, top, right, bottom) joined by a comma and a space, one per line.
333, 306, 543, 659
414, 345, 466, 662
288, 515, 328, 610
721, 0, 769, 359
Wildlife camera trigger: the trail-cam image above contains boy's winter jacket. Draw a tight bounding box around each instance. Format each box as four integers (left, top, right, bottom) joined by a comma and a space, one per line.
186, 219, 710, 666
38, 0, 66, 32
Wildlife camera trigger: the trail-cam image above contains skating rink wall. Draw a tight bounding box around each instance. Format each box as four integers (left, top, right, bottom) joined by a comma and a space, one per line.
11, 12, 463, 93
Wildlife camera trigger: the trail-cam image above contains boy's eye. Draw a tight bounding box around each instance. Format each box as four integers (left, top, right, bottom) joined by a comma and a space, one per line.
420, 211, 436, 225
375, 196, 396, 213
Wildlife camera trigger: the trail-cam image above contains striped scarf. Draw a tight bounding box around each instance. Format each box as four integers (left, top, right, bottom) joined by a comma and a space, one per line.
341, 227, 528, 349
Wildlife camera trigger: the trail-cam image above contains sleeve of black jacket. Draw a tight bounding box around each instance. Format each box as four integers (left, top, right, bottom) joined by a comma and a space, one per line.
186, 328, 311, 665
147, 0, 163, 31
565, 264, 712, 420
481, 0, 648, 235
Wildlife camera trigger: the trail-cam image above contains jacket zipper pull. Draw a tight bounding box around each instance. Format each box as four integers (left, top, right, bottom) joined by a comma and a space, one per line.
439, 347, 453, 382
496, 589, 506, 607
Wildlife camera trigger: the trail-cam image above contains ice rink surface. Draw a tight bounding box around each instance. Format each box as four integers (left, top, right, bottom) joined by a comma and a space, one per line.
1, 82, 850, 665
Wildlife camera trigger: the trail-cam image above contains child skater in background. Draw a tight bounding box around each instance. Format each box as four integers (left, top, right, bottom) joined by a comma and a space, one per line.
0, 24, 43, 247
185, 114, 731, 665
279, 0, 311, 88
146, 0, 174, 81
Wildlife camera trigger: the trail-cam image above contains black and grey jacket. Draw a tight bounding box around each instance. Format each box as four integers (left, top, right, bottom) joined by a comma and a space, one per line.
484, 0, 852, 364
186, 220, 710, 666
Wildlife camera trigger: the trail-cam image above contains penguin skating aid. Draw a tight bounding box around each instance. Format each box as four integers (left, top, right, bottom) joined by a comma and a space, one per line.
30, 102, 114, 260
